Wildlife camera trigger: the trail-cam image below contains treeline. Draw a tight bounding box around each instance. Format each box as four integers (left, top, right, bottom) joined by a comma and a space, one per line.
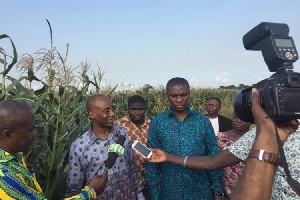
219, 84, 252, 90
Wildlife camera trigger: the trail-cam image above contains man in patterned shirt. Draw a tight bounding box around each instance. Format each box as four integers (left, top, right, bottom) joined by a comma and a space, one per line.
65, 94, 145, 199
0, 100, 106, 200
149, 126, 300, 198
231, 88, 300, 199
116, 95, 151, 200
146, 77, 223, 200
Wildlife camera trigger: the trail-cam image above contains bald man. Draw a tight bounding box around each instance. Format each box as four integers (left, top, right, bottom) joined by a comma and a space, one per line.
0, 100, 106, 200
65, 94, 145, 199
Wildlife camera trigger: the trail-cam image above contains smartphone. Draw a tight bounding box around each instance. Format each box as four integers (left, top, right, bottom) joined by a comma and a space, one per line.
132, 140, 152, 159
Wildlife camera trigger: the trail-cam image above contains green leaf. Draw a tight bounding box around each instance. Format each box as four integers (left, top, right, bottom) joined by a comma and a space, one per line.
26, 68, 44, 84
93, 73, 99, 89
58, 85, 64, 96
4, 76, 26, 93
34, 85, 48, 96
28, 68, 34, 77
0, 34, 18, 76
32, 92, 48, 112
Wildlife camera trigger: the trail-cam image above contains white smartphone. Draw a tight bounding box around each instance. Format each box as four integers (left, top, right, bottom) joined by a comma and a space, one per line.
132, 140, 152, 159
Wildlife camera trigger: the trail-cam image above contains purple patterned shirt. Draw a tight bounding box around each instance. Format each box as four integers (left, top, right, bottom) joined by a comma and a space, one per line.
65, 124, 144, 199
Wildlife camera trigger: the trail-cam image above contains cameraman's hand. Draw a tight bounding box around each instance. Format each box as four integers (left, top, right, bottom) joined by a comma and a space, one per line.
148, 148, 168, 163
231, 88, 299, 200
87, 174, 108, 194
251, 88, 299, 144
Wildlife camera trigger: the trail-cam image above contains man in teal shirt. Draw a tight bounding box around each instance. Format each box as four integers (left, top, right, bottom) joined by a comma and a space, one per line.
146, 77, 223, 200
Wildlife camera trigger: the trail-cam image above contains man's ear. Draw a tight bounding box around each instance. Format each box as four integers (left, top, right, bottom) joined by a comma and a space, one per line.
88, 111, 96, 120
2, 129, 14, 142
218, 106, 222, 112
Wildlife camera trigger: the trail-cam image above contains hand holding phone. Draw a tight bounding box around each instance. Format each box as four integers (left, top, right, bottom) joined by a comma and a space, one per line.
132, 140, 152, 159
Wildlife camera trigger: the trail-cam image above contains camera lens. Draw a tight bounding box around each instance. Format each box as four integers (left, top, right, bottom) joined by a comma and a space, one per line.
234, 87, 254, 123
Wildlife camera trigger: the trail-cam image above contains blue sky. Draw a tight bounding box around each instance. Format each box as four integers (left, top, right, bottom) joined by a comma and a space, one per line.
1, 1, 300, 89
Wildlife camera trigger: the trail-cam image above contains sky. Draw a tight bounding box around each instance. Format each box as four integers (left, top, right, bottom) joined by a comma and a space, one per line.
1, 1, 300, 89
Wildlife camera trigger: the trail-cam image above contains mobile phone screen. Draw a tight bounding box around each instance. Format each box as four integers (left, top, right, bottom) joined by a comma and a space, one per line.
133, 141, 152, 158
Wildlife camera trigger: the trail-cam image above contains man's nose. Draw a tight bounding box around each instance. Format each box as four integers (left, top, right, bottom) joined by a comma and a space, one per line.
109, 109, 116, 116
176, 96, 183, 101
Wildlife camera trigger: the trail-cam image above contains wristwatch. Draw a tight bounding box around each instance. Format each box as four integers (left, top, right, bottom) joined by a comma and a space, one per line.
248, 149, 281, 166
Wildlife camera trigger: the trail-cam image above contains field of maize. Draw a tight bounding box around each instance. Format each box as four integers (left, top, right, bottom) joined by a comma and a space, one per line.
1, 33, 238, 199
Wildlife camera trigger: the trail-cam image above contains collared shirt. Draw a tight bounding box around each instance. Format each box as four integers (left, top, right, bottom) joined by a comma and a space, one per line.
116, 116, 150, 185
209, 117, 219, 136
146, 109, 223, 200
228, 127, 300, 199
65, 124, 143, 199
0, 149, 94, 200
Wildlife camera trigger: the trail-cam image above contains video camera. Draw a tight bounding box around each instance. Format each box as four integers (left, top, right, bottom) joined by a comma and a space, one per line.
234, 22, 299, 123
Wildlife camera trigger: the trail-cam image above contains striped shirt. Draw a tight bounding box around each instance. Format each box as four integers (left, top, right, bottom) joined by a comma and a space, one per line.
0, 149, 94, 200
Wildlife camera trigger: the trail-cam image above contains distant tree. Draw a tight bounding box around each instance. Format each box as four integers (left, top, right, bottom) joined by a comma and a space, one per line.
141, 84, 154, 93
219, 84, 251, 90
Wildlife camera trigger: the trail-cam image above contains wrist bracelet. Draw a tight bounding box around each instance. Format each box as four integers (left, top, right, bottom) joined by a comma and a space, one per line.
84, 186, 96, 199
183, 156, 188, 168
215, 192, 225, 196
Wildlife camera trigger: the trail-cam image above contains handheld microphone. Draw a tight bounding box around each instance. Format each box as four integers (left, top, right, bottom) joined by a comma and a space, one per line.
102, 135, 126, 175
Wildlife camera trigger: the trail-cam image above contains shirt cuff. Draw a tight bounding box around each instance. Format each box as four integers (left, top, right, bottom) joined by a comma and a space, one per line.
137, 192, 145, 200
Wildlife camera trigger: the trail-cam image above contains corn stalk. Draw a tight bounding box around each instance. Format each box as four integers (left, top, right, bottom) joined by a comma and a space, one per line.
0, 34, 18, 98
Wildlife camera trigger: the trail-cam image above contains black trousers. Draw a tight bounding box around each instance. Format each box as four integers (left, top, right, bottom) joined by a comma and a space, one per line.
143, 184, 151, 200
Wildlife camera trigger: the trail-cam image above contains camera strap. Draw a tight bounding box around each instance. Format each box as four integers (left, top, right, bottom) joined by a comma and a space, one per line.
274, 123, 300, 196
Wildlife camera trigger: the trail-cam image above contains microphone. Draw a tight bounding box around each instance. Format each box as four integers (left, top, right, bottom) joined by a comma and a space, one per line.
102, 135, 126, 175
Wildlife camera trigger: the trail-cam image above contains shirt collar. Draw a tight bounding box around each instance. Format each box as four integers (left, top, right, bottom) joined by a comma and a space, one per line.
167, 107, 193, 118
87, 125, 119, 144
0, 149, 23, 163
124, 116, 149, 128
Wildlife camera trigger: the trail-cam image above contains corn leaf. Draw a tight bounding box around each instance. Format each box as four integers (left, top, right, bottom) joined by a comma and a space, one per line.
0, 34, 18, 76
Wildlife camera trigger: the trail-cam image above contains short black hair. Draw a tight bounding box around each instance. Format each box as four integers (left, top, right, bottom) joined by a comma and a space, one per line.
207, 97, 221, 106
0, 100, 33, 132
166, 77, 190, 93
128, 95, 146, 107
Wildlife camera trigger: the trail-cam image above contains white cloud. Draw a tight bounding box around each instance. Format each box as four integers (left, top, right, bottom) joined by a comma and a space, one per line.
241, 72, 272, 83
215, 72, 230, 83
189, 78, 198, 84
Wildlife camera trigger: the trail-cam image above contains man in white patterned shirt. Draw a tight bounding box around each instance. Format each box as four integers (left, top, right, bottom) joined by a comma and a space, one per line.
228, 127, 300, 199
149, 126, 300, 199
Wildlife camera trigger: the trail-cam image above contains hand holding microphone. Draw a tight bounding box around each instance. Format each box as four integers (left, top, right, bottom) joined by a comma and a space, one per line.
88, 135, 126, 196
